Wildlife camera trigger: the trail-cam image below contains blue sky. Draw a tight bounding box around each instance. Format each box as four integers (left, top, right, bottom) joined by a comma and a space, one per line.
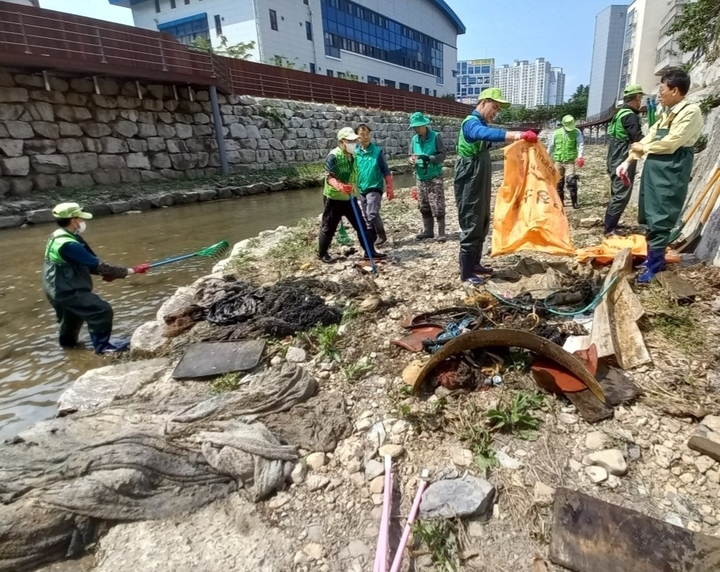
40, 0, 626, 99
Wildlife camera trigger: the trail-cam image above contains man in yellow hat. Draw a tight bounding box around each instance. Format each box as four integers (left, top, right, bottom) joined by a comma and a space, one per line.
604, 84, 645, 235
548, 114, 585, 209
43, 202, 150, 354
408, 111, 448, 241
454, 87, 537, 284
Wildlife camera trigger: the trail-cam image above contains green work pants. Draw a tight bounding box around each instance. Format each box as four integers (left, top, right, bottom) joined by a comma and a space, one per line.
640, 145, 694, 250
454, 149, 492, 258
605, 137, 636, 231
47, 290, 114, 347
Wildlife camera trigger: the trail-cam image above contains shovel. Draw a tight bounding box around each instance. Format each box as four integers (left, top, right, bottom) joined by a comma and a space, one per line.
675, 174, 720, 253
668, 167, 720, 245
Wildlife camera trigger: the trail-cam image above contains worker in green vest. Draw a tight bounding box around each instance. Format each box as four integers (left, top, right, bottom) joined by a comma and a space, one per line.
355, 123, 394, 248
408, 111, 447, 240
548, 115, 585, 209
43, 202, 149, 354
318, 127, 387, 263
604, 84, 645, 235
454, 88, 537, 284
617, 69, 703, 283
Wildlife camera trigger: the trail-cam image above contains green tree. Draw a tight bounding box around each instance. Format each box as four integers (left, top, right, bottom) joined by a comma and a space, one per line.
668, 0, 720, 62
556, 84, 589, 120
190, 35, 255, 59
271, 55, 297, 69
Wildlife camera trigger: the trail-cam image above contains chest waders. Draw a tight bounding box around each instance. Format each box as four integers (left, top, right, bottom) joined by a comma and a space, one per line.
637, 125, 694, 283
43, 229, 116, 352
604, 108, 638, 234
553, 128, 580, 208
454, 115, 494, 282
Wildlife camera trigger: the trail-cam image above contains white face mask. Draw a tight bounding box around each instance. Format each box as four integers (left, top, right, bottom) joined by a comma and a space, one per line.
76, 221, 87, 234
345, 142, 357, 153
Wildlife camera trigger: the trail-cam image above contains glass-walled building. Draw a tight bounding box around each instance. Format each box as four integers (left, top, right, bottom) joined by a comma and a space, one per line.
455, 58, 494, 104
111, 0, 464, 97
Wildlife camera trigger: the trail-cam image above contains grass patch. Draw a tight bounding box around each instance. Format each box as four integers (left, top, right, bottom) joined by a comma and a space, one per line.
341, 358, 373, 381
641, 283, 706, 356
226, 250, 257, 274
487, 391, 545, 438
305, 323, 341, 361
341, 304, 359, 324
455, 404, 499, 474
267, 218, 316, 266
413, 519, 462, 572
209, 372, 241, 394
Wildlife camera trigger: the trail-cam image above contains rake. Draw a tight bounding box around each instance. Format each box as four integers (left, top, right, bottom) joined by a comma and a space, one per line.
149, 240, 231, 269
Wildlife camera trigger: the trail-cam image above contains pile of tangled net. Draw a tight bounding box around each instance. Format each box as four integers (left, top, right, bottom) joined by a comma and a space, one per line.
164, 277, 360, 339
0, 363, 350, 572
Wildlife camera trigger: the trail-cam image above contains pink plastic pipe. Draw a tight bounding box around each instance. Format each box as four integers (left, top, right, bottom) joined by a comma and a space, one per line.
389, 469, 429, 572
373, 455, 393, 572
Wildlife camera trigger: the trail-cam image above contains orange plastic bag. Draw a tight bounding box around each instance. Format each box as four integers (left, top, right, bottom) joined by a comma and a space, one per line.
491, 141, 574, 257
575, 234, 681, 265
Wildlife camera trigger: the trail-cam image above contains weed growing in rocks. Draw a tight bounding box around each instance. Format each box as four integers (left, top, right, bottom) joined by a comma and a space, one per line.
306, 323, 340, 361
209, 372, 241, 394
341, 359, 373, 382
267, 218, 316, 269
412, 519, 462, 572
341, 304, 360, 324
487, 391, 545, 437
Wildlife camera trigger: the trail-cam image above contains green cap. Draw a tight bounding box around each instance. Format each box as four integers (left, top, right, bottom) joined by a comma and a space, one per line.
623, 84, 645, 97
478, 87, 511, 108
562, 115, 576, 130
408, 111, 431, 128
52, 202, 93, 219
337, 127, 359, 141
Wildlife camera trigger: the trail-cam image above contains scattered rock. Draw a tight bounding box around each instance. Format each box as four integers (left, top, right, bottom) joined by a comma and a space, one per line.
359, 296, 381, 313
268, 493, 291, 509
365, 459, 384, 481
285, 346, 307, 363
701, 415, 720, 435
695, 455, 716, 474
585, 466, 608, 484
654, 444, 676, 469
378, 444, 404, 459
303, 543, 324, 561
402, 360, 424, 387
305, 452, 327, 471
291, 462, 307, 484
452, 448, 474, 467
585, 431, 607, 451
129, 320, 169, 357
533, 481, 555, 507
579, 216, 602, 228
306, 475, 330, 492
569, 459, 583, 472
369, 476, 384, 494
495, 449, 523, 470
687, 521, 703, 533
558, 413, 578, 425
583, 449, 628, 476
367, 422, 387, 449
420, 476, 495, 521
665, 513, 684, 528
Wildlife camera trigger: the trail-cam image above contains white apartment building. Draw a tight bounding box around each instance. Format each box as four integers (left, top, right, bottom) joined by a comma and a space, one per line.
109, 0, 465, 96
655, 0, 695, 77
618, 0, 665, 99
455, 58, 494, 104
494, 58, 565, 108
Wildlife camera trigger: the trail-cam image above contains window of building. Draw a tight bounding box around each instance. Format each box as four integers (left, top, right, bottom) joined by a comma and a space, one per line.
468, 77, 476, 85
170, 0, 176, 8
155, 0, 161, 13
270, 9, 278, 31
399, 82, 409, 91
327, 69, 334, 77
310, 63, 316, 73
368, 75, 380, 85
185, 0, 190, 4
157, 13, 210, 45
320, 0, 444, 82
306, 21, 313, 41
304, 0, 309, 4
214, 14, 222, 35
481, 65, 490, 74
433, 90, 437, 97
424, 88, 429, 95
385, 79, 396, 88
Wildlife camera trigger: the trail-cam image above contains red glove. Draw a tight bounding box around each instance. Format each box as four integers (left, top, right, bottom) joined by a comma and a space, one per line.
133, 263, 150, 274
521, 131, 538, 143
410, 187, 418, 201
385, 175, 394, 201
576, 157, 585, 168
341, 183, 354, 195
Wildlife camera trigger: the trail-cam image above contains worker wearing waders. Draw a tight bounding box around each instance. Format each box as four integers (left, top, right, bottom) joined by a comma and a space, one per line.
408, 111, 447, 241
317, 128, 387, 263
355, 123, 394, 248
617, 69, 703, 283
43, 203, 150, 354
604, 84, 645, 235
454, 88, 538, 284
548, 115, 585, 209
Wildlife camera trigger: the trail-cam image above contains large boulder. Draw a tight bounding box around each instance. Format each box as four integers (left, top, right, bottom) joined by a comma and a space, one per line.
130, 321, 170, 358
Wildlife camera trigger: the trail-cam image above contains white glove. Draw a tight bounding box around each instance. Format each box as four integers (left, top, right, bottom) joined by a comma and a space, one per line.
616, 162, 629, 178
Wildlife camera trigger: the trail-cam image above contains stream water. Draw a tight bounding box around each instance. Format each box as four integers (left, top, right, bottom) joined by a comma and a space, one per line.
0, 175, 417, 440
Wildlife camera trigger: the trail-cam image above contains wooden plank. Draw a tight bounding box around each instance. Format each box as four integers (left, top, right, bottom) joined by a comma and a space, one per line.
657, 271, 699, 303
550, 488, 720, 572
610, 278, 651, 369
688, 436, 720, 463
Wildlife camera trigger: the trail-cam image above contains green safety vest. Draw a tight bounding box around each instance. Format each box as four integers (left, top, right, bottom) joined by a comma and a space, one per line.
355, 142, 385, 193
608, 108, 633, 140
412, 130, 444, 181
43, 228, 93, 299
553, 128, 579, 163
456, 115, 486, 159
323, 147, 357, 201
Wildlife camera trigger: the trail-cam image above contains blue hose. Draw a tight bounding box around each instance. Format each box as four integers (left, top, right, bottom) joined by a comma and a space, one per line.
349, 196, 377, 274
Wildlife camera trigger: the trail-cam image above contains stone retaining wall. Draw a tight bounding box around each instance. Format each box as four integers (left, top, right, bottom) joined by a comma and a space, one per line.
0, 69, 463, 196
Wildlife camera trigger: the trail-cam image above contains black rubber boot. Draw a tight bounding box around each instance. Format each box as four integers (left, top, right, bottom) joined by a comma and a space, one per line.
436, 217, 446, 242
375, 217, 387, 247
568, 176, 579, 209
460, 253, 484, 285
416, 214, 434, 240
556, 178, 565, 204
90, 331, 129, 355
604, 211, 621, 235
318, 233, 335, 263
473, 252, 494, 275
